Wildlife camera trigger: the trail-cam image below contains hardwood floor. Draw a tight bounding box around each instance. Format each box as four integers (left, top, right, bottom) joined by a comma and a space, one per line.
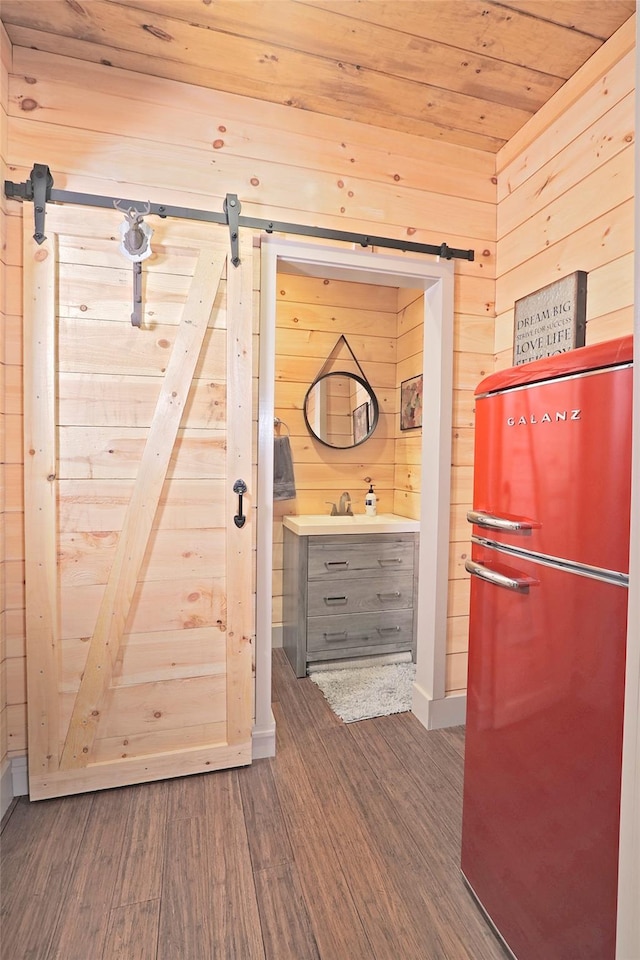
0, 650, 506, 960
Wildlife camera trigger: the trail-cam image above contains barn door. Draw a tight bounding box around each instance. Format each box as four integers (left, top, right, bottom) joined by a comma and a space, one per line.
23, 206, 254, 800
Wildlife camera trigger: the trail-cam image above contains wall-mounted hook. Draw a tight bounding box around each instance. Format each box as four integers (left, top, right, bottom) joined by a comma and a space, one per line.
115, 200, 152, 259
114, 199, 153, 327
274, 417, 290, 436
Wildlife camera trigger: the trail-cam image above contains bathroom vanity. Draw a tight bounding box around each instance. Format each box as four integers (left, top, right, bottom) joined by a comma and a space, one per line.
282, 515, 420, 677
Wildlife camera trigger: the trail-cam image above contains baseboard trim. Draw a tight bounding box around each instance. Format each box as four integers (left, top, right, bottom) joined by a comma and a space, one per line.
12, 756, 29, 797
252, 713, 276, 759
1, 755, 29, 816
1, 758, 14, 820
271, 624, 283, 649
411, 681, 467, 730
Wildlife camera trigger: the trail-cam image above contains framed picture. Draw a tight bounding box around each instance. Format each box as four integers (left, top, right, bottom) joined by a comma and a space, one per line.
352, 401, 370, 445
400, 374, 423, 430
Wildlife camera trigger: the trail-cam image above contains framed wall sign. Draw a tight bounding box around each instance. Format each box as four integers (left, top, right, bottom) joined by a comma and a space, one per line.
513, 271, 587, 366
400, 374, 423, 430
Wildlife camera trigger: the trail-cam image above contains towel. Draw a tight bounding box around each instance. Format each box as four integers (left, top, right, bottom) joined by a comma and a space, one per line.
273, 435, 296, 500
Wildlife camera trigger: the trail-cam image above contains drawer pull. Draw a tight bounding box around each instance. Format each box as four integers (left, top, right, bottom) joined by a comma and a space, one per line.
323, 632, 370, 643
324, 595, 348, 605
379, 557, 403, 565
378, 625, 401, 634
325, 560, 350, 569
377, 591, 401, 601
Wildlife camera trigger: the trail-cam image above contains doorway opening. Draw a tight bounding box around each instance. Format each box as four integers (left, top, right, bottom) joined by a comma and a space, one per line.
254, 239, 458, 757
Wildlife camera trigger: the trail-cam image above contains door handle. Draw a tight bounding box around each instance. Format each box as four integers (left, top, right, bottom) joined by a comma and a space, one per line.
467, 510, 537, 533
233, 479, 247, 528
465, 559, 534, 593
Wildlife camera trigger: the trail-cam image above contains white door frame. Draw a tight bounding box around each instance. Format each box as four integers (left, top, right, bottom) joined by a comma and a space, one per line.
253, 237, 457, 758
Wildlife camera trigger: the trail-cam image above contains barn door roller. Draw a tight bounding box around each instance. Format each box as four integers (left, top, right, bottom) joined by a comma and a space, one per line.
4, 163, 54, 243
223, 194, 241, 267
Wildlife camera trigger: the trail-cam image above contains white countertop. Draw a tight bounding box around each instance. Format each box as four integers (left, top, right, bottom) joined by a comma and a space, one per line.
282, 513, 420, 536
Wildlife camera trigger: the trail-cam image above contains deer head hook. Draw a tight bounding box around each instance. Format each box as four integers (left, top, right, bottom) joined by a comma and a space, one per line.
114, 199, 153, 262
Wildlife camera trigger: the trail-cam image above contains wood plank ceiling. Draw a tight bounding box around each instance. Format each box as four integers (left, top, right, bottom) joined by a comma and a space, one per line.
0, 0, 636, 153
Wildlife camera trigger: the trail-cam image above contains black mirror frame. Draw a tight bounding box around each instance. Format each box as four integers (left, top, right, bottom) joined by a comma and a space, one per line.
303, 370, 379, 449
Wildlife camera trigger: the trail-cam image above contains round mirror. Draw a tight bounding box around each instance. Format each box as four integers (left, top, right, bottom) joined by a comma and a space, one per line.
303, 371, 379, 449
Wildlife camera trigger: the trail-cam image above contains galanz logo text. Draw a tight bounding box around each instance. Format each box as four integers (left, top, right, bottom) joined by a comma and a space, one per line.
506, 410, 581, 426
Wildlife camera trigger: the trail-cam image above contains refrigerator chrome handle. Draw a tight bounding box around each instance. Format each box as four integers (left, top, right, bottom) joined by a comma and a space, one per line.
465, 558, 532, 593
467, 510, 536, 532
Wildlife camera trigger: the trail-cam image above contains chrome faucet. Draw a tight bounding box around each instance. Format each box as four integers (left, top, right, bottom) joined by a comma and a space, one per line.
325, 493, 353, 516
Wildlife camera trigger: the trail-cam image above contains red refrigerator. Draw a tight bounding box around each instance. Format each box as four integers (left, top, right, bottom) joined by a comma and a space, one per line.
461, 336, 633, 960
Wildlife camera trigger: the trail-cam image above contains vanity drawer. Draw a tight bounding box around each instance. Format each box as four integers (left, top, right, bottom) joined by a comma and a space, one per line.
308, 538, 414, 580
307, 575, 413, 617
306, 609, 414, 656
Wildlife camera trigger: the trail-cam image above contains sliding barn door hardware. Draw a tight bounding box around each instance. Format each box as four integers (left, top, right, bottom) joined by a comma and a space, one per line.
223, 193, 241, 266
4, 163, 54, 243
5, 164, 475, 263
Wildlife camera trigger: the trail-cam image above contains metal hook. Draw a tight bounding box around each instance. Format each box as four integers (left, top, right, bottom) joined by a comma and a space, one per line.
114, 200, 152, 258
114, 200, 153, 327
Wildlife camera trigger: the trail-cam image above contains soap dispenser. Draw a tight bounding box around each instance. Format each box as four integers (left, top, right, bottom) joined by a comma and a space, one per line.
365, 482, 377, 516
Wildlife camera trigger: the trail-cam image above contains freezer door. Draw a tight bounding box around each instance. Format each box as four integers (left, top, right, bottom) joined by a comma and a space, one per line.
461, 544, 626, 960
471, 363, 632, 573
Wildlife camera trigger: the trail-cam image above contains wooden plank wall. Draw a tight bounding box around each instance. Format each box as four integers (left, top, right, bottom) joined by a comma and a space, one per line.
494, 18, 635, 366
274, 273, 399, 519
395, 289, 424, 520
2, 40, 497, 763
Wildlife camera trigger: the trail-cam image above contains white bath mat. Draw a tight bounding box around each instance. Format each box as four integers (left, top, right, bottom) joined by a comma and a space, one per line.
308, 659, 416, 723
